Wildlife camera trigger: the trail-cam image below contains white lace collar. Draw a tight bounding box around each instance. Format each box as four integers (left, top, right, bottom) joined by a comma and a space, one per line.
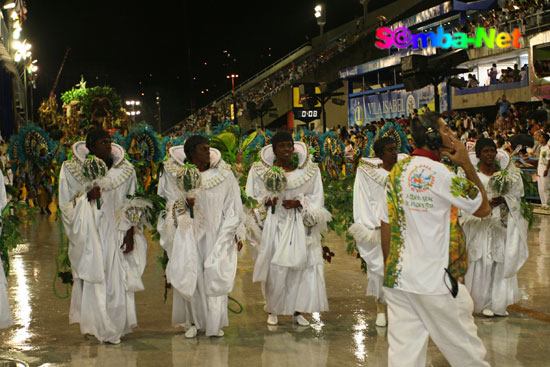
65, 142, 134, 191
72, 141, 125, 167
254, 141, 318, 189
164, 146, 231, 190
359, 157, 388, 186
259, 141, 309, 168
359, 154, 409, 186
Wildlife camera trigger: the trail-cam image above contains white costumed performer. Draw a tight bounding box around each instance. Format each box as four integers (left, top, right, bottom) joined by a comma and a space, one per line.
0, 170, 13, 328
157, 135, 245, 338
59, 129, 148, 344
350, 137, 406, 327
246, 131, 331, 326
536, 132, 550, 209
462, 140, 529, 317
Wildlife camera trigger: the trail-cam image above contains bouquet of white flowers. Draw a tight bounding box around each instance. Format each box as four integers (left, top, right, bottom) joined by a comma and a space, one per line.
263, 166, 287, 214
82, 155, 108, 209
176, 163, 202, 218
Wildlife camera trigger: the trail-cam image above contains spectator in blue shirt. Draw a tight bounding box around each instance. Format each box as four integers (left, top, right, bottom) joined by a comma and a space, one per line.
496, 95, 510, 116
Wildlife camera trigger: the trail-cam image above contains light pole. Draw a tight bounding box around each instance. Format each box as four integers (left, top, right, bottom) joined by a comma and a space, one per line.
13, 39, 32, 123
314, 3, 326, 36
226, 74, 239, 123
359, 0, 369, 26
125, 100, 141, 124
155, 92, 161, 132
226, 73, 239, 92
26, 59, 37, 123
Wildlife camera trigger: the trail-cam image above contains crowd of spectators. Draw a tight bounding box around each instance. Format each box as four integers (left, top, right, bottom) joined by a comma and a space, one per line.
456, 0, 550, 35
461, 62, 528, 89
334, 101, 550, 167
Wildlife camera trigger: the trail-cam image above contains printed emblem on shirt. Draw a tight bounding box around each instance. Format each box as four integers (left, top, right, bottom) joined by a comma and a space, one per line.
407, 165, 435, 193
450, 176, 479, 200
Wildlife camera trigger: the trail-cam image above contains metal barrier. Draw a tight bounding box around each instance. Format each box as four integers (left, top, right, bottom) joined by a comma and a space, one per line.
524, 10, 550, 33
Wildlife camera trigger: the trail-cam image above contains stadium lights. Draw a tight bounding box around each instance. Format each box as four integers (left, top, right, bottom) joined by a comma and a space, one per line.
314, 3, 326, 36
226, 73, 239, 91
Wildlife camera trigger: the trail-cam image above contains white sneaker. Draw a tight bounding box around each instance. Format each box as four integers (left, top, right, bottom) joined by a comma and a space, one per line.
105, 338, 121, 345
293, 314, 310, 326
185, 325, 198, 338
216, 329, 224, 337
267, 314, 278, 325
375, 312, 387, 327
481, 308, 495, 317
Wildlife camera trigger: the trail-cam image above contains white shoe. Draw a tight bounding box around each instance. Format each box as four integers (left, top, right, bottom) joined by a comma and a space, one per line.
482, 308, 495, 317
375, 312, 387, 327
293, 314, 310, 326
216, 329, 224, 337
267, 314, 278, 325
496, 311, 510, 317
105, 338, 121, 345
185, 326, 198, 338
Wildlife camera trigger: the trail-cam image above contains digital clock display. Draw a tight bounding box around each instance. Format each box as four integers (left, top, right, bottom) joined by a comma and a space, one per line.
301, 110, 319, 118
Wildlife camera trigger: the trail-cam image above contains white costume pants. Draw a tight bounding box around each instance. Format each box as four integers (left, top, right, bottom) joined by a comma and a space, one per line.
366, 270, 385, 303
538, 175, 550, 207
465, 259, 519, 315
384, 285, 489, 367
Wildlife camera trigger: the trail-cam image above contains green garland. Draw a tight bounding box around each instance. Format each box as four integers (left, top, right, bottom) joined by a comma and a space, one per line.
322, 172, 365, 272
1, 185, 39, 276
520, 171, 535, 229
60, 85, 122, 120
60, 87, 87, 105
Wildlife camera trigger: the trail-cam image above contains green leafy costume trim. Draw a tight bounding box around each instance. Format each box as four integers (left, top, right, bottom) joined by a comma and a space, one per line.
448, 206, 468, 279
383, 157, 412, 288
446, 166, 470, 279
450, 176, 479, 200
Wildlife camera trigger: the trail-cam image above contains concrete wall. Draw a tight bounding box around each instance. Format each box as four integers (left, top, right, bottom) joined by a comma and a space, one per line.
238, 87, 293, 131
452, 86, 531, 109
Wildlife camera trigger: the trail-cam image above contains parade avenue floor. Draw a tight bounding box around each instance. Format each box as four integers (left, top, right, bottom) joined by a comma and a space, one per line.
0, 210, 549, 367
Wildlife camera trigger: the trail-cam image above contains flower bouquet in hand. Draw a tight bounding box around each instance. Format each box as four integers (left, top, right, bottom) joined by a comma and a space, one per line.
82, 154, 108, 209
263, 166, 287, 214
176, 163, 202, 218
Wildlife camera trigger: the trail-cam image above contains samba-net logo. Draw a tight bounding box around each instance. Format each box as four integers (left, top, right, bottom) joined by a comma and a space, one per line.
375, 26, 522, 50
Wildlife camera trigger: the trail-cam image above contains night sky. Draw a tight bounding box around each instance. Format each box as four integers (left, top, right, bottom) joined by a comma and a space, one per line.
23, 1, 364, 129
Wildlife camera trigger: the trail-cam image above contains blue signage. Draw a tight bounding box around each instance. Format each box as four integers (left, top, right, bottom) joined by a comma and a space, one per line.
348, 83, 450, 126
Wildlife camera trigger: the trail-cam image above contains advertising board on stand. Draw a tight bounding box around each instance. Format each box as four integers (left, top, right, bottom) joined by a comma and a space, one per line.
348, 83, 449, 126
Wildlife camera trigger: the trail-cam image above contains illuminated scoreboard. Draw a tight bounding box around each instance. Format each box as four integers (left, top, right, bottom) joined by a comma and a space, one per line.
292, 84, 321, 123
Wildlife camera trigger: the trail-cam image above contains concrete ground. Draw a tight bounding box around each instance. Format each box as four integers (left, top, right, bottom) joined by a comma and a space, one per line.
0, 212, 549, 367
